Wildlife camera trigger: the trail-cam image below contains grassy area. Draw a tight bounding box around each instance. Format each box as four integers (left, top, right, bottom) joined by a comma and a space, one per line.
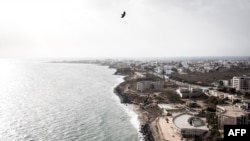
170, 69, 250, 86
161, 89, 183, 103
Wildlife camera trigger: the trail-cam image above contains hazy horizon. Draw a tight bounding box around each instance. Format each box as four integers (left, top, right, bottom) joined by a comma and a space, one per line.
0, 55, 249, 61
1, 0, 250, 58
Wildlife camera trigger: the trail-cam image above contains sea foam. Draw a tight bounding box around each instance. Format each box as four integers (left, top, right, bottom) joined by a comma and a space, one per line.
111, 76, 144, 141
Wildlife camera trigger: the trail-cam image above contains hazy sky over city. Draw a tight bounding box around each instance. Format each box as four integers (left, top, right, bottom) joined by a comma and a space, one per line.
0, 0, 250, 58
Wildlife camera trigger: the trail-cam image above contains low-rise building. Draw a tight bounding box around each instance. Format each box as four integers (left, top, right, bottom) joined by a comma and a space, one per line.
172, 113, 209, 137
154, 67, 164, 74
134, 72, 146, 79
222, 80, 229, 87
208, 90, 228, 99
176, 87, 203, 98
216, 104, 250, 129
190, 87, 203, 93
227, 94, 242, 103
137, 81, 164, 91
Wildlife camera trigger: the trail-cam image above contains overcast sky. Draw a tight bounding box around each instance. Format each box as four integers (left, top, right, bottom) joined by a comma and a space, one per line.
0, 0, 250, 58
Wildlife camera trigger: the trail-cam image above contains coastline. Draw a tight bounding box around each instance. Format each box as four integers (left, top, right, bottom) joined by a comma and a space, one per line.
113, 75, 155, 141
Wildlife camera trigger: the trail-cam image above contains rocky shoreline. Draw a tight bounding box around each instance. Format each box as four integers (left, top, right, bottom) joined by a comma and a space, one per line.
140, 123, 155, 141
113, 74, 157, 141
106, 63, 183, 141
114, 86, 155, 141
114, 87, 155, 141
114, 85, 131, 104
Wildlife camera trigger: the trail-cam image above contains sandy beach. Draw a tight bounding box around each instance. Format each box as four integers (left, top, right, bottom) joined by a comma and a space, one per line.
151, 116, 182, 141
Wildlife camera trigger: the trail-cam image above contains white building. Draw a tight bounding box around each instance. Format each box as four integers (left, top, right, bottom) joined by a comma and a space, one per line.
176, 87, 203, 98
172, 113, 209, 137
232, 76, 250, 91
190, 87, 203, 93
134, 72, 146, 78
154, 67, 164, 74
222, 80, 229, 87
208, 90, 228, 99
163, 65, 174, 75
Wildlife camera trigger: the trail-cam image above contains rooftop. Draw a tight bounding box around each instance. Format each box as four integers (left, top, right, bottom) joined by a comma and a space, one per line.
173, 113, 208, 130
233, 76, 250, 79
217, 105, 246, 117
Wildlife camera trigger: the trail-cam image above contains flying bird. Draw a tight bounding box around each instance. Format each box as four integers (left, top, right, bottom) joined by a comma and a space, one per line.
121, 11, 126, 18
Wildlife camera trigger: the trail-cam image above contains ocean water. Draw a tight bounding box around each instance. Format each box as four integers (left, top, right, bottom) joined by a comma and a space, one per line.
0, 59, 140, 141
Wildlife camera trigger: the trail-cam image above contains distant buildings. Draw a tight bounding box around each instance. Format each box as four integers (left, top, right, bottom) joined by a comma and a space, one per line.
207, 89, 243, 102
212, 80, 229, 87
154, 67, 164, 74
231, 76, 250, 91
137, 81, 164, 91
208, 89, 227, 99
134, 72, 146, 79
164, 65, 174, 75
222, 80, 229, 87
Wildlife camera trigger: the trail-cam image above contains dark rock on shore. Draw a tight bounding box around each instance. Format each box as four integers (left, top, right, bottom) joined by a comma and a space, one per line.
114, 86, 131, 104
140, 123, 155, 141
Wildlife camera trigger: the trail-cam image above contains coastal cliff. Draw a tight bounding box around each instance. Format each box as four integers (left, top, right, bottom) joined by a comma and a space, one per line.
113, 69, 162, 141
114, 83, 156, 141
114, 84, 131, 104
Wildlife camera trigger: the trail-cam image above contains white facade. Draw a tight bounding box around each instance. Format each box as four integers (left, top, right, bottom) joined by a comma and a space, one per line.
232, 76, 250, 91
208, 90, 229, 99
176, 87, 203, 98
154, 67, 164, 74
163, 65, 174, 75
222, 80, 229, 87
